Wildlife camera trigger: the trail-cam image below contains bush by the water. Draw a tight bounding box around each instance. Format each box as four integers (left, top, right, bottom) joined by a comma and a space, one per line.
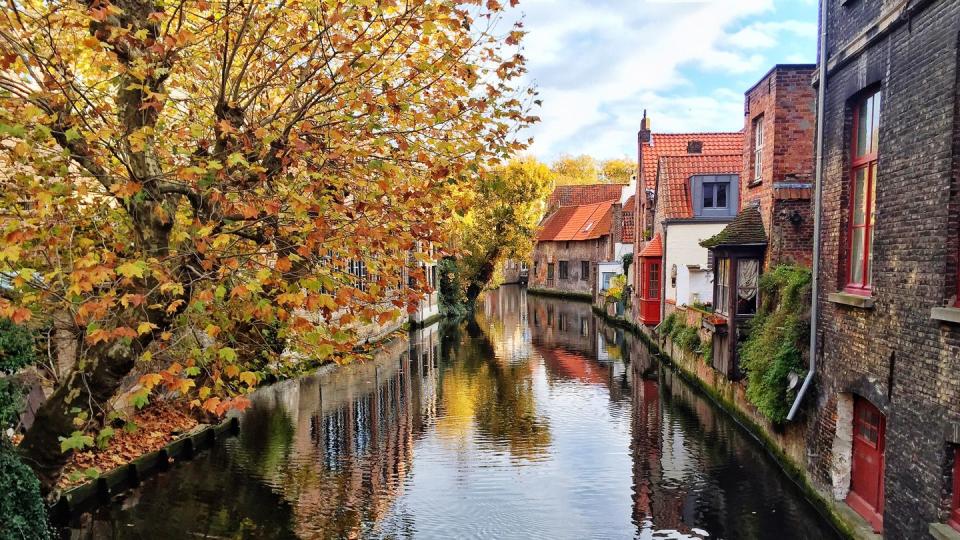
0, 319, 36, 375
0, 438, 51, 539
739, 265, 812, 424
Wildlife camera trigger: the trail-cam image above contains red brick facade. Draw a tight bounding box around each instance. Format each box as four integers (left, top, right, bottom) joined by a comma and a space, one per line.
741, 64, 817, 269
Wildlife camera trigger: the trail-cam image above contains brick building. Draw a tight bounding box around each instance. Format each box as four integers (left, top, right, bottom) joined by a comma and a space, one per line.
636, 151, 742, 326
631, 116, 742, 323
802, 1, 960, 537
701, 64, 816, 377
530, 199, 618, 298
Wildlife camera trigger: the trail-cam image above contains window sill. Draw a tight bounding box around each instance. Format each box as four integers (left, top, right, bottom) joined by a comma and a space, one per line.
931, 306, 960, 325
827, 292, 875, 309
747, 180, 762, 188
929, 523, 960, 540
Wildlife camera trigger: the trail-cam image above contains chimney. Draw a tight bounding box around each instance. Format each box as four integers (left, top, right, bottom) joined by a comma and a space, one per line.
638, 109, 652, 144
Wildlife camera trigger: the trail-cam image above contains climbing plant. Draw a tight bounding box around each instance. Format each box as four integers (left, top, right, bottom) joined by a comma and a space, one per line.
739, 265, 812, 424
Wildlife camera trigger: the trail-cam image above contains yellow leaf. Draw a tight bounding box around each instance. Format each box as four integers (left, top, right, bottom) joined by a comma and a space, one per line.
137, 322, 156, 335
116, 261, 147, 279
239, 371, 258, 387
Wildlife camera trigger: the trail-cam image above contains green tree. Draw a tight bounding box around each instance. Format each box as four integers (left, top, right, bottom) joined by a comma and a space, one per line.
600, 158, 636, 184
550, 154, 599, 185
454, 158, 552, 303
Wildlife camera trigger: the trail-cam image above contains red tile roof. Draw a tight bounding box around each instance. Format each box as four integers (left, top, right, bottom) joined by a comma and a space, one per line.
547, 184, 625, 208
640, 132, 743, 190
621, 195, 636, 243
637, 233, 662, 257
537, 201, 614, 242
658, 154, 742, 219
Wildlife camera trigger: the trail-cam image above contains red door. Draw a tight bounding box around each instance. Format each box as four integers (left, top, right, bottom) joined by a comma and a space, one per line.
847, 397, 885, 532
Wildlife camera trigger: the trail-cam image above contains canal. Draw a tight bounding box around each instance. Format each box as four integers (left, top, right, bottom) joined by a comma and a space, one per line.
69, 286, 839, 539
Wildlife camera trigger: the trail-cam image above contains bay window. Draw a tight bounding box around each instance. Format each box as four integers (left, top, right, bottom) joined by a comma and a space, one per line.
847, 88, 881, 294
647, 262, 660, 300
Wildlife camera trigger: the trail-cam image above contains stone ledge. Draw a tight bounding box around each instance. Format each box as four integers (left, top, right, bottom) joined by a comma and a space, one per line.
827, 292, 875, 309
931, 306, 960, 325
930, 523, 960, 540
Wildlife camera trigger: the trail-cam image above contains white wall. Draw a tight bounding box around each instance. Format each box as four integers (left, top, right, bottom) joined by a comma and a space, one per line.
664, 222, 727, 306
597, 261, 622, 292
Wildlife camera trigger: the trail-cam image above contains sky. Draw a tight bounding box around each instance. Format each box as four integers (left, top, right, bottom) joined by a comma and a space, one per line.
509, 0, 818, 161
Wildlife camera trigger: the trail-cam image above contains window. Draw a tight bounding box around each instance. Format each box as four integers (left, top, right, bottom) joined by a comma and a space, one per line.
703, 182, 729, 209
847, 88, 881, 293
737, 259, 759, 315
602, 272, 615, 290
581, 261, 589, 281
648, 262, 660, 300
753, 116, 764, 183
692, 175, 738, 218
558, 261, 569, 280
951, 447, 960, 533
547, 263, 555, 280
716, 258, 730, 315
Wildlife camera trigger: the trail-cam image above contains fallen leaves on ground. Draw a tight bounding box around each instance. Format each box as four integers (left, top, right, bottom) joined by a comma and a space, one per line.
58, 402, 198, 489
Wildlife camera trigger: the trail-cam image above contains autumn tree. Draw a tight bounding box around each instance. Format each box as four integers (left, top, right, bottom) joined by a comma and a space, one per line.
0, 0, 535, 493
452, 157, 551, 302
550, 154, 634, 185
600, 158, 635, 184
550, 154, 597, 186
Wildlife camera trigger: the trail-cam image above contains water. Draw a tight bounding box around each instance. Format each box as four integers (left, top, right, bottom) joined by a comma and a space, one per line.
69, 286, 839, 539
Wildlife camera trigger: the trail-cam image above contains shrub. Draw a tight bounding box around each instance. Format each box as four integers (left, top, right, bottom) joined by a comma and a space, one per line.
0, 438, 51, 539
0, 319, 36, 375
675, 326, 700, 353
0, 378, 24, 431
699, 340, 713, 365
739, 265, 812, 424
659, 312, 679, 337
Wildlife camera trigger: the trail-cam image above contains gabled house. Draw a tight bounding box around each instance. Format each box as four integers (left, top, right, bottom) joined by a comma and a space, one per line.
631, 114, 743, 323
531, 182, 637, 299
645, 153, 743, 323
700, 64, 816, 378
531, 199, 617, 298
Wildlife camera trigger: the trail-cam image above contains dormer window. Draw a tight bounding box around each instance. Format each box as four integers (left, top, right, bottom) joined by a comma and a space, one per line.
691, 174, 739, 218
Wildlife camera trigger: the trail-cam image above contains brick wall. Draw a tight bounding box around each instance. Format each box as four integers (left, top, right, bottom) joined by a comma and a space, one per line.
741, 65, 816, 269
530, 238, 611, 296
810, 1, 960, 537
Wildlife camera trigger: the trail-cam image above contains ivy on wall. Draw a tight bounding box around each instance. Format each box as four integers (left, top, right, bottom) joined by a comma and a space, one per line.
739, 265, 812, 424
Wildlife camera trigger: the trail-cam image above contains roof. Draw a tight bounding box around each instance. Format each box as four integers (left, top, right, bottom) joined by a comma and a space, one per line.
640, 132, 743, 190
537, 201, 614, 242
621, 195, 636, 243
637, 233, 662, 258
547, 184, 625, 209
658, 154, 743, 219
700, 205, 768, 249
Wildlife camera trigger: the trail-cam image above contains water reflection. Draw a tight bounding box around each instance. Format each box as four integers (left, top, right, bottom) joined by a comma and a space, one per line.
69, 286, 837, 539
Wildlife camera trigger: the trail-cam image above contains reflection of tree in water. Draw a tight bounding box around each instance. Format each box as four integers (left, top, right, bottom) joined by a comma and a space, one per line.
435, 317, 551, 461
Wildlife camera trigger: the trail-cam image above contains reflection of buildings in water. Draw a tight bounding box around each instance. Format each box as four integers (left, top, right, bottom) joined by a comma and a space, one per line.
630, 375, 689, 536
410, 323, 441, 422
236, 337, 423, 538
479, 286, 531, 364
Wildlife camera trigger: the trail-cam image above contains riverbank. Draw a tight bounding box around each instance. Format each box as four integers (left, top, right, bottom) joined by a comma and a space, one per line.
49, 328, 414, 526
583, 300, 875, 540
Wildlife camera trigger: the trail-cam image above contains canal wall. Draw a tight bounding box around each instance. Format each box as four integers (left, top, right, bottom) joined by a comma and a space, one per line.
594, 305, 876, 540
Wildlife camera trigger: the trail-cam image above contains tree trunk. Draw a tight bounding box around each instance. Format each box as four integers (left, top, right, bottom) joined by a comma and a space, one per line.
465, 247, 501, 303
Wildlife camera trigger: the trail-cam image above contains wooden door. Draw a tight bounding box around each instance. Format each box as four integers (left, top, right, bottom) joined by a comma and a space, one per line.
847, 396, 885, 532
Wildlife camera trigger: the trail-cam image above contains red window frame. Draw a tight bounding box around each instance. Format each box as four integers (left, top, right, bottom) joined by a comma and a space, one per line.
647, 262, 660, 300
950, 446, 960, 532
846, 89, 881, 295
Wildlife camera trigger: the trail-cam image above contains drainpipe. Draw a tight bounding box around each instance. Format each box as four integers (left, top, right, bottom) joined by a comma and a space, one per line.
787, 0, 827, 422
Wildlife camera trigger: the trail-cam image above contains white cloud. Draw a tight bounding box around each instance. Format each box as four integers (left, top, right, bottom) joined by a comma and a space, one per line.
507, 0, 817, 160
